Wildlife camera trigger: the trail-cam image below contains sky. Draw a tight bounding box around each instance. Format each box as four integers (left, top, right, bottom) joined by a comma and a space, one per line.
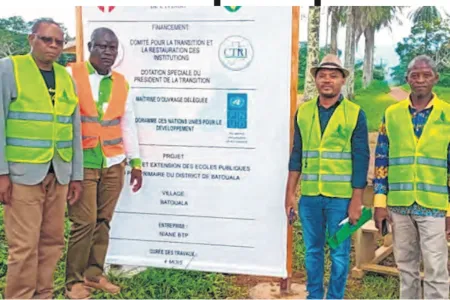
298, 7, 420, 73
1, 6, 449, 73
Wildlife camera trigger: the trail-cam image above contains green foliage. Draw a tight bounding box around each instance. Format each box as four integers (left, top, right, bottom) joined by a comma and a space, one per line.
0, 16, 73, 61
390, 19, 450, 85
293, 217, 400, 299
438, 73, 450, 86
298, 42, 343, 91
373, 65, 386, 81
0, 206, 246, 299
57, 53, 76, 67
357, 79, 391, 95
354, 80, 396, 132
354, 69, 363, 91
401, 84, 450, 103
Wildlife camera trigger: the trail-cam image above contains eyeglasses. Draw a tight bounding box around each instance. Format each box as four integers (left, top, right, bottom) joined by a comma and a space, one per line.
35, 34, 64, 47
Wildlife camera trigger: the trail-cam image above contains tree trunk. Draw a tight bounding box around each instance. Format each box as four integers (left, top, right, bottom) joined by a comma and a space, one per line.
303, 7, 321, 102
330, 8, 339, 55
363, 26, 375, 88
325, 8, 330, 50
344, 7, 356, 100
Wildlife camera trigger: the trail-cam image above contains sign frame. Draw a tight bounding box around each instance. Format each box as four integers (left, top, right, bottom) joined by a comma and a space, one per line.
74, 5, 300, 292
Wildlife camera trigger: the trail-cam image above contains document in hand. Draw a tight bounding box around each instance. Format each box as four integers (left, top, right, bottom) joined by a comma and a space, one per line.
327, 207, 373, 250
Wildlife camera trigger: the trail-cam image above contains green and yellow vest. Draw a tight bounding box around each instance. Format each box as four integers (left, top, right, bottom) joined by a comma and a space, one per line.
297, 98, 360, 198
6, 54, 78, 163
385, 96, 450, 210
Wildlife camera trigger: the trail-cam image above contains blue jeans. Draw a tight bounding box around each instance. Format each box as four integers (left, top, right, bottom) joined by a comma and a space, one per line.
299, 195, 351, 299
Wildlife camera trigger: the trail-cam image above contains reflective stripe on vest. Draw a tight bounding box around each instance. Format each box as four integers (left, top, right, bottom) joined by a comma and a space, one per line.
297, 98, 360, 198
70, 62, 127, 158
6, 54, 77, 164
385, 96, 450, 210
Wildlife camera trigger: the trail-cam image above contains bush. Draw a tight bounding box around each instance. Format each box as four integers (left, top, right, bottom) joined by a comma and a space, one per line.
356, 80, 390, 95
438, 73, 450, 87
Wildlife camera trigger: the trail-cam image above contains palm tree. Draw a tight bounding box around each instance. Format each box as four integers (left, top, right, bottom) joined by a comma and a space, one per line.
343, 7, 356, 100
303, 6, 321, 101
408, 6, 446, 24
329, 6, 346, 55
358, 7, 403, 88
408, 6, 448, 51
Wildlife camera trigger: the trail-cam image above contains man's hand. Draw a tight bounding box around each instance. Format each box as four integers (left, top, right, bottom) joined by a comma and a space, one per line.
374, 207, 390, 234
0, 175, 12, 205
446, 217, 450, 240
348, 200, 362, 225
348, 189, 363, 225
130, 168, 143, 193
67, 181, 83, 205
285, 193, 298, 221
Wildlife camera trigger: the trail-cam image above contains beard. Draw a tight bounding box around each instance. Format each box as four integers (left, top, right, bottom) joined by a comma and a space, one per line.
320, 91, 338, 98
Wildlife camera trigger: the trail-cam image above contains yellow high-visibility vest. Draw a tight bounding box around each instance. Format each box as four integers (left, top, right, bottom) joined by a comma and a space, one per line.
385, 96, 450, 210
297, 98, 360, 198
6, 54, 78, 163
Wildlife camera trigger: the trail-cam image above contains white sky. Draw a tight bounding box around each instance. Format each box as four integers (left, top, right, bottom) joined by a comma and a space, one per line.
1, 6, 449, 70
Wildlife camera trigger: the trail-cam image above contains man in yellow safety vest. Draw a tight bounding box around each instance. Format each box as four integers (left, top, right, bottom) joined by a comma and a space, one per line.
285, 54, 370, 299
0, 18, 83, 299
374, 55, 450, 299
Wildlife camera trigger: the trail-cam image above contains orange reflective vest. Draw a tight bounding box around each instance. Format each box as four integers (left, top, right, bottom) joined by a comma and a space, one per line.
70, 62, 127, 157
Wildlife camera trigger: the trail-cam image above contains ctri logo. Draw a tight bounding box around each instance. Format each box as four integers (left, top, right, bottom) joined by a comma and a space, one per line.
98, 6, 115, 13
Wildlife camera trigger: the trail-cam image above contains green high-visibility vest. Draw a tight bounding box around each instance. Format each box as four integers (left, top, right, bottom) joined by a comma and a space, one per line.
297, 98, 360, 198
6, 54, 78, 163
385, 96, 450, 210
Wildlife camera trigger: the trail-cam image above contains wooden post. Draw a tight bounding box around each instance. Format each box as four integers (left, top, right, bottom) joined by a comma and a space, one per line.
75, 6, 84, 62
280, 6, 300, 295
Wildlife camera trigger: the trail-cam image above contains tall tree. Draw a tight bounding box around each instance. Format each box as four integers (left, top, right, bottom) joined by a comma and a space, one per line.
408, 6, 446, 52
0, 17, 29, 57
391, 19, 450, 84
357, 7, 402, 88
343, 7, 356, 99
408, 6, 443, 24
0, 16, 74, 64
303, 7, 321, 101
325, 7, 330, 49
329, 7, 346, 55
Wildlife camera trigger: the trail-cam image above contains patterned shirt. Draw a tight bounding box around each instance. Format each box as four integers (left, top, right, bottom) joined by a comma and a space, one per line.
373, 99, 450, 217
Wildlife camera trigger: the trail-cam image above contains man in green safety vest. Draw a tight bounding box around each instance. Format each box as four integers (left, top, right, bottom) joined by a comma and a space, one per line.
374, 55, 450, 299
285, 54, 370, 299
0, 19, 83, 299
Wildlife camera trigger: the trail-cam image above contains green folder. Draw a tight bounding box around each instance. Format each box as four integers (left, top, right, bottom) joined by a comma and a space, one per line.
327, 207, 373, 249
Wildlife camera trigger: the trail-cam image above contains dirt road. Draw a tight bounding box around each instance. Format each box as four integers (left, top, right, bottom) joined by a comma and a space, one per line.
389, 86, 408, 101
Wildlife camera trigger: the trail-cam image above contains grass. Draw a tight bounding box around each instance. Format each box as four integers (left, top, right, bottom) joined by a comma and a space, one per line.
0, 206, 245, 299
353, 81, 398, 132
292, 217, 400, 299
0, 199, 402, 299
401, 84, 450, 103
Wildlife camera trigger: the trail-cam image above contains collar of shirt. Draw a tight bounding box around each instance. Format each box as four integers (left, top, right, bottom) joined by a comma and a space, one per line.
316, 94, 343, 109
86, 61, 113, 78
408, 93, 435, 113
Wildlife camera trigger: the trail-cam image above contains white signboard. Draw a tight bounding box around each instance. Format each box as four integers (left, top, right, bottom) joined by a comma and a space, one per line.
82, 6, 292, 278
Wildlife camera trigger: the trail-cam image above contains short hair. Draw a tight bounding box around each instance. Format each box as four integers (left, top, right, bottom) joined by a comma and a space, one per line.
90, 27, 117, 43
31, 18, 62, 34
407, 55, 438, 76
